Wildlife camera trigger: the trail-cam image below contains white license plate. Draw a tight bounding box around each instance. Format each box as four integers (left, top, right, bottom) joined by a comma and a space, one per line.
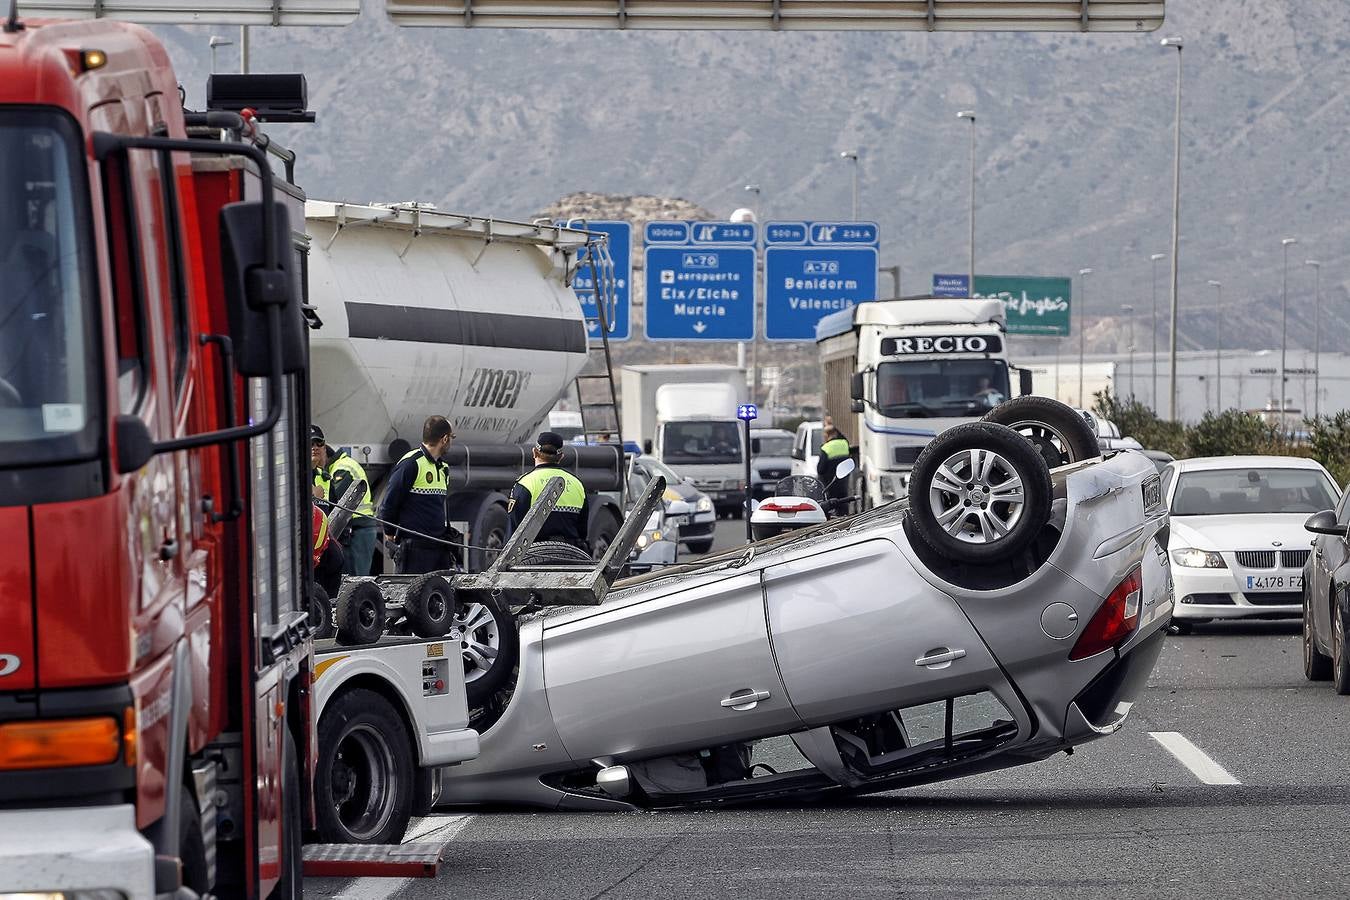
1245, 574, 1302, 591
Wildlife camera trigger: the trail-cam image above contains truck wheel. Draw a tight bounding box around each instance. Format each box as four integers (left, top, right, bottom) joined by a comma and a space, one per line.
271, 729, 303, 899
335, 580, 386, 646
589, 508, 620, 559
404, 574, 454, 638
309, 583, 335, 640
906, 422, 1052, 564
469, 503, 508, 573
454, 594, 519, 708
316, 688, 414, 845
524, 541, 594, 566
981, 396, 1100, 468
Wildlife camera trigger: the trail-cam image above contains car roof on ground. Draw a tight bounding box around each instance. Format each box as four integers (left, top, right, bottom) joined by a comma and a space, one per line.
1170, 455, 1328, 472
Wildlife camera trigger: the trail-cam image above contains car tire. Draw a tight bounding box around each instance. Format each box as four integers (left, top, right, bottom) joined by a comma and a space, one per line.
316, 688, 414, 845
686, 539, 714, 555
404, 574, 454, 638
468, 503, 509, 574
1304, 591, 1332, 681
906, 422, 1052, 564
1333, 597, 1350, 695
982, 396, 1101, 469
309, 582, 335, 640
455, 593, 519, 709
588, 508, 620, 560
335, 580, 386, 646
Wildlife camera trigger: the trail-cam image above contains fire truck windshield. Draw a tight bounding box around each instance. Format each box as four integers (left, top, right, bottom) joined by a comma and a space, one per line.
0, 109, 100, 468
875, 359, 1010, 418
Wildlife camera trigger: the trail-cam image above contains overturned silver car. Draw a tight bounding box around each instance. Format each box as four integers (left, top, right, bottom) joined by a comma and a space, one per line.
438, 399, 1173, 810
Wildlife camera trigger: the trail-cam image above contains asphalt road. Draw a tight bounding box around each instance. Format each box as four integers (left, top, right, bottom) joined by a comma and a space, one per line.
307, 549, 1350, 900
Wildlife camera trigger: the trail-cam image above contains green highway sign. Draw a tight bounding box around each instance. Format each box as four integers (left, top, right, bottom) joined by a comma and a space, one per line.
975, 275, 1071, 337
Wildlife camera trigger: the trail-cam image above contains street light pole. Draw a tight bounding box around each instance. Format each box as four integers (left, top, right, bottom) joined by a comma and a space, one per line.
957, 110, 977, 297
1078, 268, 1092, 408
1149, 253, 1164, 410
1305, 259, 1322, 420
1280, 237, 1297, 425
1121, 304, 1136, 399
239, 25, 250, 73
1207, 280, 1222, 409
839, 151, 859, 220
1161, 36, 1184, 421
743, 184, 762, 404
208, 35, 233, 74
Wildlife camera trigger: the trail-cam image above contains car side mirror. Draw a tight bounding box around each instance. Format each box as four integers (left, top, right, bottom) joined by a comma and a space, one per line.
219, 201, 306, 376
849, 399, 864, 413
849, 371, 865, 402
643, 439, 653, 454
114, 415, 155, 474
1019, 368, 1034, 396
791, 447, 804, 461
1304, 509, 1346, 536
835, 458, 856, 479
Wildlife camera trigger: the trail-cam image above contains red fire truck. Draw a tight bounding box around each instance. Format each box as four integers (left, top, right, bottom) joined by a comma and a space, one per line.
0, 10, 408, 897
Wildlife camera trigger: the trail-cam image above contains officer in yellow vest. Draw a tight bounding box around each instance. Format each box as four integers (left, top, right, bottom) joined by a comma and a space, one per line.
377, 416, 455, 574
312, 425, 379, 577
507, 432, 590, 550
816, 426, 853, 503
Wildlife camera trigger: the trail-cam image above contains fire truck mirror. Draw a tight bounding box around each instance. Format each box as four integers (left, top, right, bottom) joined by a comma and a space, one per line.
218, 200, 307, 377
114, 414, 155, 473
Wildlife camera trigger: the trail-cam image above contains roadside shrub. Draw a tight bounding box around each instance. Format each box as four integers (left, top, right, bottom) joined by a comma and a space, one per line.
1092, 390, 1187, 457
1186, 409, 1277, 458
1307, 412, 1350, 487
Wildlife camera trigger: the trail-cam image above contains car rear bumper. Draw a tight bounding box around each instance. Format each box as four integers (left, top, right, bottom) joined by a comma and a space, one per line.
0, 805, 154, 896
1065, 628, 1167, 741
1170, 566, 1302, 619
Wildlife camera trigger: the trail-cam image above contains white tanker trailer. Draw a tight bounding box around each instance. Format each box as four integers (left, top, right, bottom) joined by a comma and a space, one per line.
305, 201, 626, 570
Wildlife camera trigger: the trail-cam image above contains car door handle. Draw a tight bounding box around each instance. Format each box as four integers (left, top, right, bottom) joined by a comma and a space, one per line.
915, 648, 966, 669
721, 689, 771, 710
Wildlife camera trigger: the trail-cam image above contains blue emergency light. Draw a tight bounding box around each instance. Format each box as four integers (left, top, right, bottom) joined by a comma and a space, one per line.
737, 404, 758, 422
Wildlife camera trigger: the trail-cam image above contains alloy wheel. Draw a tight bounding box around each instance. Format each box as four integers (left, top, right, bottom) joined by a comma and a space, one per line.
927, 448, 1026, 545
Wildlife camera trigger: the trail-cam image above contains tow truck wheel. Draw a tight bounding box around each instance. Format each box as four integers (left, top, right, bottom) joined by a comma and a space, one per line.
907, 422, 1052, 564
309, 583, 335, 640
455, 594, 519, 708
405, 574, 455, 638
982, 396, 1101, 468
316, 688, 414, 845
336, 580, 386, 645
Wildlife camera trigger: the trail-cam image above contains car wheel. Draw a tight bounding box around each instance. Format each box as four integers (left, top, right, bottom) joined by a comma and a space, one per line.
454, 594, 519, 708
906, 422, 1052, 564
982, 396, 1101, 469
335, 580, 386, 646
404, 574, 455, 639
1304, 591, 1332, 681
316, 688, 413, 845
1333, 598, 1350, 696
309, 582, 335, 640
686, 539, 714, 555
589, 509, 620, 560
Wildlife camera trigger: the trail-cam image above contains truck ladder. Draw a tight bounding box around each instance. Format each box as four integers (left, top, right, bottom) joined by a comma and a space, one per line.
566, 219, 623, 449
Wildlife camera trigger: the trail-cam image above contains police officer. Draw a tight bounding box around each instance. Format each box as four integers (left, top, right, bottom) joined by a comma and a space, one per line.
817, 425, 852, 504
311, 425, 378, 577
508, 432, 590, 549
377, 416, 455, 574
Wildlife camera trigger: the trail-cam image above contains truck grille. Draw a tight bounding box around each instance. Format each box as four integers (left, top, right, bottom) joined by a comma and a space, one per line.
1234, 550, 1276, 569
758, 467, 789, 480
1282, 549, 1310, 569
893, 446, 923, 466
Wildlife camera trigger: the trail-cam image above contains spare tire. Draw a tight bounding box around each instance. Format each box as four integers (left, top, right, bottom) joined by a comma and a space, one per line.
907, 422, 1052, 564
404, 574, 454, 639
981, 396, 1100, 469
521, 541, 594, 566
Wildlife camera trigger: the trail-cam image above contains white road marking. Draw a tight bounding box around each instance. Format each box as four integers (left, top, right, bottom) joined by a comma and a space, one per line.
1149, 731, 1241, 785
316, 814, 475, 900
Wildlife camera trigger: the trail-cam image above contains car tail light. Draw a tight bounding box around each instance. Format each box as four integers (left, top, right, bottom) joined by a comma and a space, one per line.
0, 716, 121, 770
1070, 566, 1143, 661
759, 501, 817, 513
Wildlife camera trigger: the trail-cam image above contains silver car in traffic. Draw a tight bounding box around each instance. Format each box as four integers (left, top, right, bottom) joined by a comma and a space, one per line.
438, 400, 1171, 810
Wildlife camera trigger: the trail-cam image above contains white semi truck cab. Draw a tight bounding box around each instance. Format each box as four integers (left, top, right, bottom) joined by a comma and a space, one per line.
817, 299, 1033, 509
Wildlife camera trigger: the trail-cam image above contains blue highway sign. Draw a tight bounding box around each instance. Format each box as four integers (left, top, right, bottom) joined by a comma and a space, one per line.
933, 273, 970, 297
569, 221, 631, 341
764, 221, 879, 342
644, 245, 756, 341
644, 221, 688, 244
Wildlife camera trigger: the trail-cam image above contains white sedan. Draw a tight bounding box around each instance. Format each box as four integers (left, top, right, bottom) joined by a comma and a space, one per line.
1162, 455, 1342, 633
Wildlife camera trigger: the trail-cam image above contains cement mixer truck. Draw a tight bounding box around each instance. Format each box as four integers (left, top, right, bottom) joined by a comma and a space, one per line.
305, 201, 626, 571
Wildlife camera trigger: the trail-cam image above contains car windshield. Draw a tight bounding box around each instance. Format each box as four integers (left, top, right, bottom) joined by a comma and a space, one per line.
753, 434, 793, 457
0, 109, 100, 467
875, 359, 1010, 417
1171, 467, 1338, 516
639, 457, 686, 487
663, 421, 742, 465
